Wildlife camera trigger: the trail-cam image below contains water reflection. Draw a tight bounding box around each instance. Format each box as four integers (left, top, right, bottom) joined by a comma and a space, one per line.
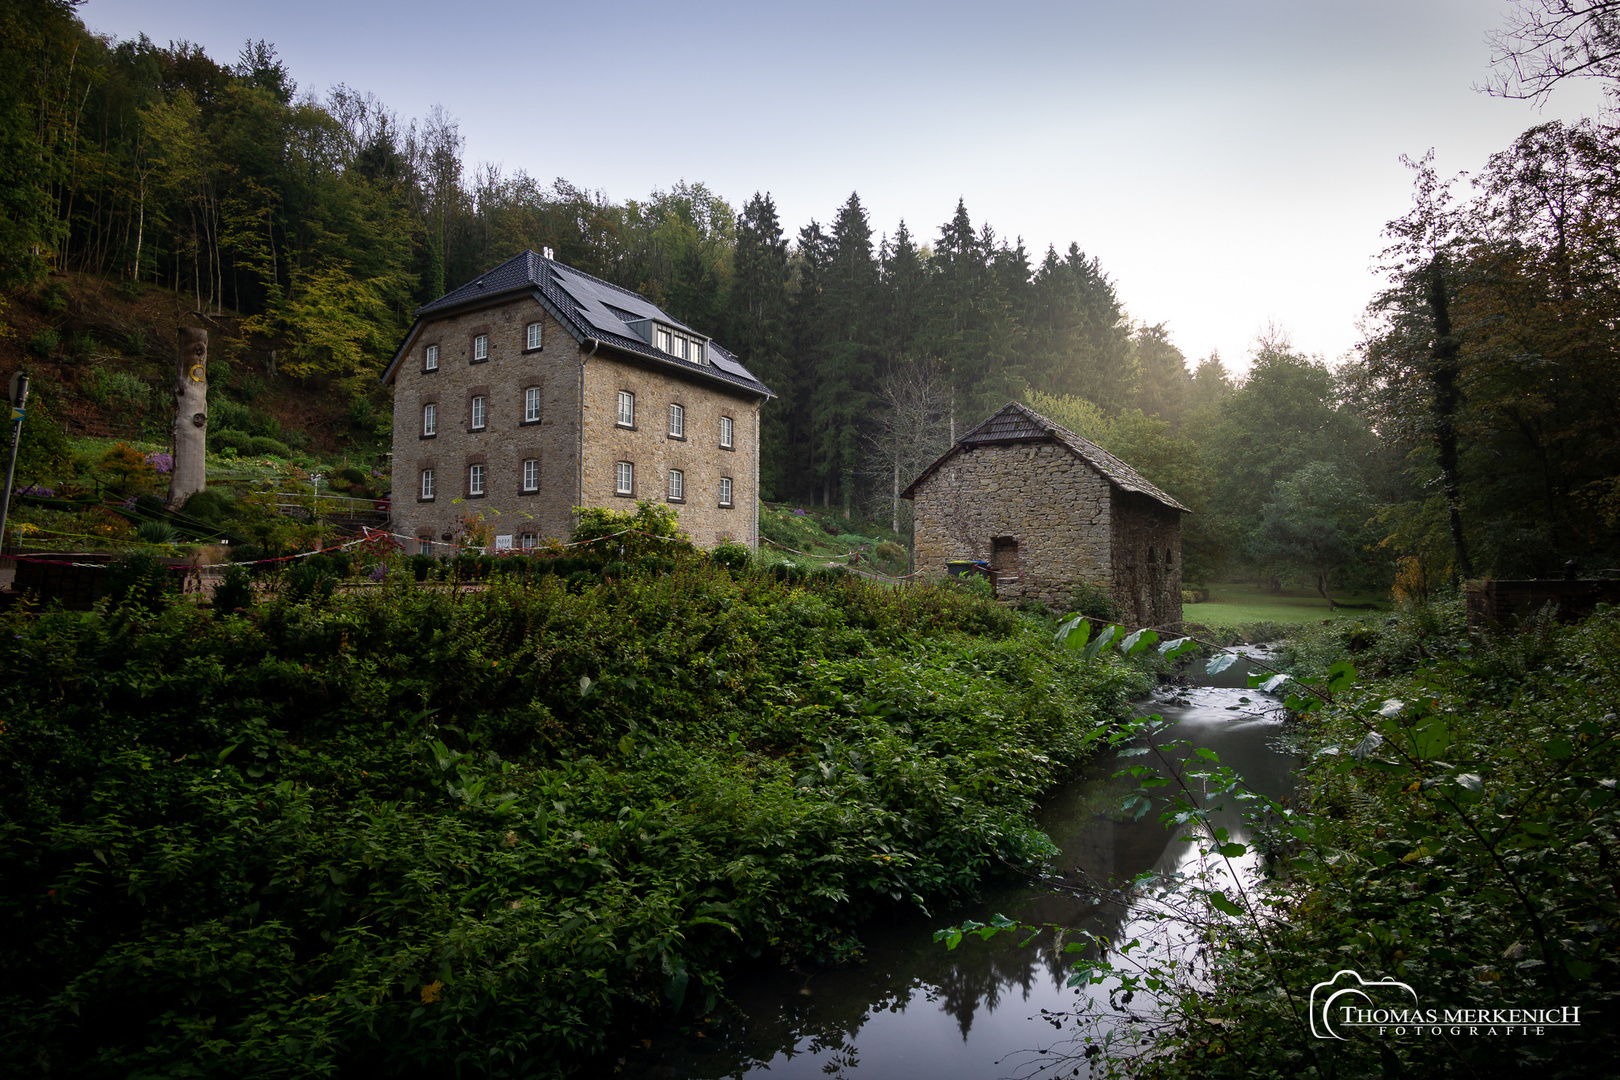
610, 654, 1298, 1079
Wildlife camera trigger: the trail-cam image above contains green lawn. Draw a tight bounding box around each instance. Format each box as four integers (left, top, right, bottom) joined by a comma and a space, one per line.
1184, 582, 1389, 628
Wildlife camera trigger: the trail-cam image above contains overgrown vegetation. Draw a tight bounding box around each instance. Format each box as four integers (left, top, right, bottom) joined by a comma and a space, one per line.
0, 558, 1145, 1078
1002, 599, 1619, 1077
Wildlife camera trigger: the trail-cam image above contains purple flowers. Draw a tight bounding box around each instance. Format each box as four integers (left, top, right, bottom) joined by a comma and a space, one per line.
368, 564, 386, 581
794, 508, 806, 516
145, 452, 173, 474
18, 485, 55, 497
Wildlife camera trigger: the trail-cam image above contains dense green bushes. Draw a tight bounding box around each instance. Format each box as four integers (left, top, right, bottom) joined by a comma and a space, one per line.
1138, 603, 1620, 1078
0, 565, 1142, 1078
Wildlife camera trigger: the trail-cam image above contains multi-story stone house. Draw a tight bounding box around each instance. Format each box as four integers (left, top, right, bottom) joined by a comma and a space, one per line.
382, 250, 772, 552
903, 402, 1187, 628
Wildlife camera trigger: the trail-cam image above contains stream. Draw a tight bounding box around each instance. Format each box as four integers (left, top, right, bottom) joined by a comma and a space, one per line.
611, 650, 1299, 1079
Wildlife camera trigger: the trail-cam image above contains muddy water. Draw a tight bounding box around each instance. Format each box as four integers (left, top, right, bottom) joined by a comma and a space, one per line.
613, 652, 1298, 1079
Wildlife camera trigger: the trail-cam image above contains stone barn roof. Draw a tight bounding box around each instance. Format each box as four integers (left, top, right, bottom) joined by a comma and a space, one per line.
901, 401, 1189, 512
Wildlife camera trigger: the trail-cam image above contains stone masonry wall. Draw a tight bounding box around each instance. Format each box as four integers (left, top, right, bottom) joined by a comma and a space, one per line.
1109, 490, 1184, 629
910, 441, 1113, 609
391, 298, 579, 550
581, 354, 759, 548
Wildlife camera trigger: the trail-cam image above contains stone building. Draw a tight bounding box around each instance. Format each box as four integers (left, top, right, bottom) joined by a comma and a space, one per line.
382, 250, 771, 552
902, 402, 1187, 627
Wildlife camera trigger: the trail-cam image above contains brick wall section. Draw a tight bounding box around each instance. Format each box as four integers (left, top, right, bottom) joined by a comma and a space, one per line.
581, 353, 758, 548
1110, 490, 1184, 629
391, 296, 761, 551
909, 438, 1183, 626
910, 441, 1113, 608
391, 299, 579, 548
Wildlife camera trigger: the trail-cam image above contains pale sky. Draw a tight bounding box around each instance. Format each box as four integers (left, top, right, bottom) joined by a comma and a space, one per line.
82, 0, 1604, 373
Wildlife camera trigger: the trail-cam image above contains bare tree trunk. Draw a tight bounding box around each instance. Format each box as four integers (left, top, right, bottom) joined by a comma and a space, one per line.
168, 328, 209, 508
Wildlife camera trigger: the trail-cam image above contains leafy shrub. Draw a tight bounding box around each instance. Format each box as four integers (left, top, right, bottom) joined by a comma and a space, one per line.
180, 487, 237, 524
246, 435, 292, 458
82, 367, 151, 408
208, 428, 253, 455
37, 282, 67, 314
98, 442, 158, 493
26, 328, 59, 357
711, 540, 751, 573
102, 551, 172, 610
1068, 578, 1116, 622
211, 563, 255, 615
279, 558, 336, 604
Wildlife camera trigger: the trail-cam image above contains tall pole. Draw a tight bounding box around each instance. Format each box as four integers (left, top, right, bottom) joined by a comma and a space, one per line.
0, 373, 31, 554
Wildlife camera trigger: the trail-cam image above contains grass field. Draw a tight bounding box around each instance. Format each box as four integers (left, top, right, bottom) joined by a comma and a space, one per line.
1185, 582, 1389, 628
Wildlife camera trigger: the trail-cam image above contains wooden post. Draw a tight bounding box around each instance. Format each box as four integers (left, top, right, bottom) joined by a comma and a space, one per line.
169, 327, 208, 508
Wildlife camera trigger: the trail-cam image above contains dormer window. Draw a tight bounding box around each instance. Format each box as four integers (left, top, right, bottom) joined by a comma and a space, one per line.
655, 327, 672, 353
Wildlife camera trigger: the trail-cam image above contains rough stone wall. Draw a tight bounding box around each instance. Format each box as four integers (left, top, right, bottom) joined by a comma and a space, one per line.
390, 299, 579, 550
1109, 490, 1184, 629
910, 440, 1113, 609
580, 353, 759, 548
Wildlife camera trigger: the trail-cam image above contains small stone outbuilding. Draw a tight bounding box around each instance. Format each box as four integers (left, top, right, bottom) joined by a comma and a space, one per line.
902, 402, 1187, 628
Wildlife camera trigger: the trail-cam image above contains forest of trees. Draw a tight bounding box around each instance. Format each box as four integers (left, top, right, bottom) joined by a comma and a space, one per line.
4, 0, 1618, 593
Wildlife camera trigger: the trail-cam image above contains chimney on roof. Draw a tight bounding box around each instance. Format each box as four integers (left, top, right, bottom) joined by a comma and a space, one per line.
542, 246, 554, 260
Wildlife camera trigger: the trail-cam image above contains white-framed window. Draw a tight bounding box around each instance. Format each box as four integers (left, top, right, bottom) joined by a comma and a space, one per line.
524, 387, 542, 423
616, 461, 634, 495
617, 390, 635, 427
522, 458, 539, 492
470, 395, 486, 430
421, 469, 435, 500
655, 327, 672, 353
494, 534, 513, 551
719, 415, 733, 449
719, 476, 733, 507
424, 344, 439, 371
668, 402, 685, 438
473, 334, 488, 361
691, 340, 703, 363
418, 537, 432, 554
526, 321, 542, 350
422, 403, 436, 436
668, 469, 684, 501
468, 463, 485, 496
520, 532, 537, 550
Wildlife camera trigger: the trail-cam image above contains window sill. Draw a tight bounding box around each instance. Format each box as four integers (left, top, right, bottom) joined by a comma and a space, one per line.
616, 422, 638, 432
520, 418, 542, 427
470, 356, 489, 365
719, 444, 735, 452
522, 346, 543, 355
667, 433, 686, 441
422, 367, 439, 375
718, 503, 734, 509
420, 432, 437, 440
614, 490, 635, 499
463, 492, 487, 500
467, 426, 487, 434
417, 496, 436, 503
517, 488, 539, 497
667, 497, 685, 504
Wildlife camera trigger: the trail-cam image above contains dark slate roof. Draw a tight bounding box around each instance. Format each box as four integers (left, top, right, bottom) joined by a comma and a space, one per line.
384, 250, 771, 397
902, 401, 1189, 512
